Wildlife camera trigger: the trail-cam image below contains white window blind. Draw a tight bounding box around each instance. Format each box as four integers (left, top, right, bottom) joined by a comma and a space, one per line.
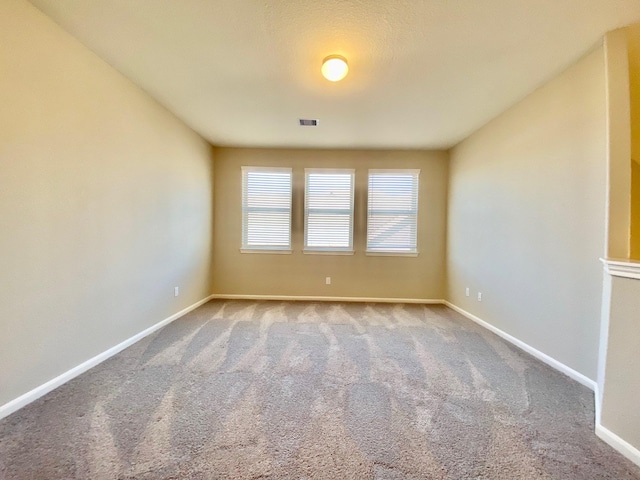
241, 166, 292, 251
367, 169, 420, 254
304, 169, 355, 252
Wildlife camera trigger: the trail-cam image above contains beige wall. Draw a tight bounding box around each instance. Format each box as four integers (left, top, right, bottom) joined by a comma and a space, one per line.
601, 275, 640, 449
212, 148, 447, 299
597, 24, 640, 459
629, 25, 640, 259
447, 47, 607, 380
632, 161, 640, 258
605, 30, 633, 259
630, 26, 640, 167
0, 0, 214, 406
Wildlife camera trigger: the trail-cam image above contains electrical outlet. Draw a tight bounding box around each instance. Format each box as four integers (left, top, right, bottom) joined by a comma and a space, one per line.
465, 287, 470, 297
477, 292, 482, 302
174, 286, 179, 297
325, 277, 331, 285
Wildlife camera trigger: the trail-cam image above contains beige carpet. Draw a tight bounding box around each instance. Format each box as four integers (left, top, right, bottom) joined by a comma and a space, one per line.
1, 300, 639, 479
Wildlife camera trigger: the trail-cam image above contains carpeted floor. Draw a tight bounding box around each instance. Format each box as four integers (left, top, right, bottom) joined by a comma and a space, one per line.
1, 301, 639, 479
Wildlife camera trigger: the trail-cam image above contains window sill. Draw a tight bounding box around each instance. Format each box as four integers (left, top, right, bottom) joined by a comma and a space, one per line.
303, 249, 355, 256
240, 248, 292, 254
366, 251, 419, 257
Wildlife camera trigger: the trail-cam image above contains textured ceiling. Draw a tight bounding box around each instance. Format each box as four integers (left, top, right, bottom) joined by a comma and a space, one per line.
27, 0, 640, 149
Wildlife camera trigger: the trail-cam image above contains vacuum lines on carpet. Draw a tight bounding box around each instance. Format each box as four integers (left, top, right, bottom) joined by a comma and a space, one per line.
1, 301, 638, 479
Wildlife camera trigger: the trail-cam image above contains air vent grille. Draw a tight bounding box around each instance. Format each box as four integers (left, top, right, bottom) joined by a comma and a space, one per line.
299, 119, 318, 126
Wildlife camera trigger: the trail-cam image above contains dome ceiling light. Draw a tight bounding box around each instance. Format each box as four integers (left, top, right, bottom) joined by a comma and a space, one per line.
321, 55, 348, 82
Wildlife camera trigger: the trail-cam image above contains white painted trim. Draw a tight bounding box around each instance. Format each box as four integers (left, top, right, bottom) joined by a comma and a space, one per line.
239, 248, 292, 254
302, 250, 355, 255
444, 301, 597, 391
601, 257, 640, 280
368, 168, 421, 175
597, 272, 613, 424
594, 382, 602, 431
365, 251, 419, 257
210, 293, 444, 304
0, 294, 214, 421
596, 423, 640, 468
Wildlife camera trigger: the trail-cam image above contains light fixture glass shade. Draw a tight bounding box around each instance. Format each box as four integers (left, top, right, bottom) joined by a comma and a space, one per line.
321, 55, 348, 82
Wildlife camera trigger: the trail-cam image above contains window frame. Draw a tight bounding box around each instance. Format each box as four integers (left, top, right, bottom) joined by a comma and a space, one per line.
303, 168, 355, 255
366, 168, 420, 256
241, 166, 293, 254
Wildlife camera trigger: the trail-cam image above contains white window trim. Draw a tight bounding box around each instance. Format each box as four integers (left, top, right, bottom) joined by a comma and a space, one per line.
241, 166, 293, 253
240, 248, 292, 254
304, 168, 355, 254
303, 249, 355, 255
365, 250, 420, 257
366, 168, 420, 256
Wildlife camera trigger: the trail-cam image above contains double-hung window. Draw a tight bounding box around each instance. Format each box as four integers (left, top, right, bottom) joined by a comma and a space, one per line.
304, 169, 355, 254
241, 166, 292, 253
366, 169, 420, 255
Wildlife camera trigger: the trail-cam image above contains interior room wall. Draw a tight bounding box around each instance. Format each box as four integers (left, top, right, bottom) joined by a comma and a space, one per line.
632, 161, 640, 258
604, 29, 633, 260
0, 0, 214, 408
212, 148, 448, 300
628, 25, 640, 259
600, 275, 640, 456
447, 46, 607, 380
596, 24, 640, 463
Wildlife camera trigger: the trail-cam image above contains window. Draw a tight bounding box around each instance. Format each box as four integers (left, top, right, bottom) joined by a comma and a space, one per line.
304, 169, 355, 253
241, 166, 292, 252
367, 169, 420, 255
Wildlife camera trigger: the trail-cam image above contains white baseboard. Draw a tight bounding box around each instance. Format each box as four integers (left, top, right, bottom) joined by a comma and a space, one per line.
444, 301, 597, 392
210, 294, 444, 304
0, 294, 214, 421
596, 423, 640, 468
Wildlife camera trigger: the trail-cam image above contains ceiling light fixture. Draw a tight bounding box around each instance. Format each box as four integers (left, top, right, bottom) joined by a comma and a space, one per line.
321, 55, 348, 82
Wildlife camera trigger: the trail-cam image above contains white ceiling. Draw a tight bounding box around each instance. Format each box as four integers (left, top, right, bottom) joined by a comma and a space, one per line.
28, 0, 640, 150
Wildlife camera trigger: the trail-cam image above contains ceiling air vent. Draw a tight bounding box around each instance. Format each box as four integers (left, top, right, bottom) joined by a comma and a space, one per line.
299, 119, 318, 126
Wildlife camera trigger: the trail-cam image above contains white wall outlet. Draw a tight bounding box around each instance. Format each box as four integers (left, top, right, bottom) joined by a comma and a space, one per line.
465, 287, 470, 297
174, 286, 179, 297
477, 292, 482, 301
325, 277, 331, 285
